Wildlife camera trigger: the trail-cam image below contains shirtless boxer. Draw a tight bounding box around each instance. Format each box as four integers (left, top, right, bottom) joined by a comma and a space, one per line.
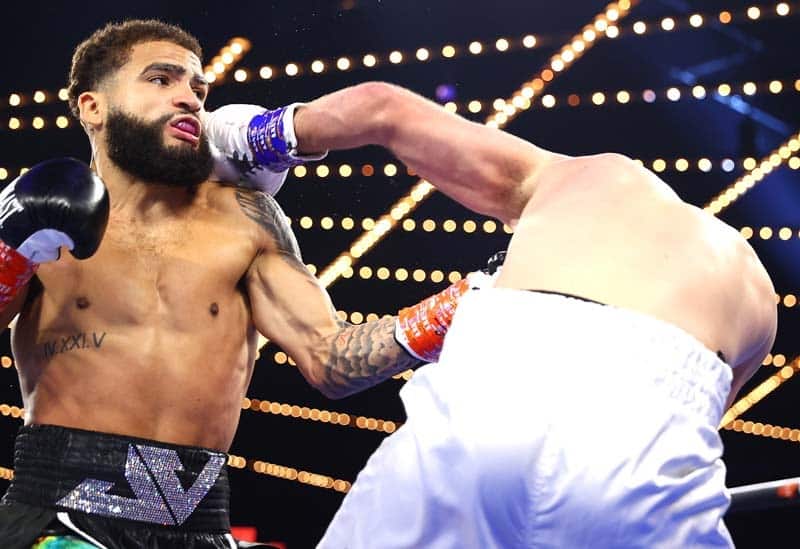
0, 22, 485, 548
260, 84, 775, 547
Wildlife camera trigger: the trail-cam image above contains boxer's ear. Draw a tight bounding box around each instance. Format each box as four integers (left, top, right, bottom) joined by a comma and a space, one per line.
78, 91, 105, 131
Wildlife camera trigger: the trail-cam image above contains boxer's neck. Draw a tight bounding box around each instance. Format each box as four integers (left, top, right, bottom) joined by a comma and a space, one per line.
93, 153, 198, 217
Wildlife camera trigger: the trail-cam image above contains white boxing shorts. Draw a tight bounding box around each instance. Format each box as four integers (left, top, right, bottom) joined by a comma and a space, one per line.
318, 288, 734, 548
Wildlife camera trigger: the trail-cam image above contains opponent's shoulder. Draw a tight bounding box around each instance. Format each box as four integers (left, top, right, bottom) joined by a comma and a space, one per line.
524, 154, 679, 218
542, 153, 675, 196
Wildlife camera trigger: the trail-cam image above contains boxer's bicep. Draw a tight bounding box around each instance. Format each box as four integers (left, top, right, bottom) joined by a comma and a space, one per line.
246, 250, 342, 383
236, 188, 341, 384
237, 188, 418, 398
247, 254, 417, 398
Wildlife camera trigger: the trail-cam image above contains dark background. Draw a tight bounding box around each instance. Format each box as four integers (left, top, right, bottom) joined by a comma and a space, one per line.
0, 1, 798, 546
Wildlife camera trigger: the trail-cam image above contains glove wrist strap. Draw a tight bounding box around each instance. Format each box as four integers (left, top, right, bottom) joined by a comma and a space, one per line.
395, 278, 471, 363
247, 103, 327, 172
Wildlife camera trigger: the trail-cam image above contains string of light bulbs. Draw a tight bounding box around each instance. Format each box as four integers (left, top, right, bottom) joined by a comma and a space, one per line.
775, 294, 799, 309
1, 3, 795, 108
705, 129, 800, 214
633, 156, 799, 175
4, 72, 800, 134
722, 418, 800, 443
0, 455, 352, 493
291, 217, 512, 236
226, 453, 351, 493
287, 218, 800, 242
3, 152, 799, 181
186, 3, 800, 87
291, 156, 800, 177
740, 227, 800, 241
763, 353, 794, 367
0, 38, 250, 114
441, 79, 800, 115
241, 396, 400, 434
0, 403, 22, 418
720, 355, 800, 427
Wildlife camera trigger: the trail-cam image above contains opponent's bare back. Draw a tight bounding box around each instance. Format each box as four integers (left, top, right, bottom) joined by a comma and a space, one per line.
496, 155, 777, 406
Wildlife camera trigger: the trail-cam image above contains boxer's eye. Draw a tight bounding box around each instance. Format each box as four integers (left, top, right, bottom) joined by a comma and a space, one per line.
149, 75, 169, 86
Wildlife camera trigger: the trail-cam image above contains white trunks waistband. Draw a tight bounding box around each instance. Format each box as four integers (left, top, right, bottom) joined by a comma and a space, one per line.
428, 287, 732, 427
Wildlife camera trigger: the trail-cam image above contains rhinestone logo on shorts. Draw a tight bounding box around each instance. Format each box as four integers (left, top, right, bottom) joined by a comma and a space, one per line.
56, 444, 225, 525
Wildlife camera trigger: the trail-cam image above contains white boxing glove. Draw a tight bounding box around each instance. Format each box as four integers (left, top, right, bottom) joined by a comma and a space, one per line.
203, 103, 327, 195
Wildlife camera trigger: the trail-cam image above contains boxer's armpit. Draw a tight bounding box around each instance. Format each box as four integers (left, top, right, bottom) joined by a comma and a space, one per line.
41, 330, 107, 360
320, 316, 420, 398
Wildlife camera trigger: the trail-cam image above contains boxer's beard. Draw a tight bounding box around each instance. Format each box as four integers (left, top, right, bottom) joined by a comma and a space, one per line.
105, 109, 213, 187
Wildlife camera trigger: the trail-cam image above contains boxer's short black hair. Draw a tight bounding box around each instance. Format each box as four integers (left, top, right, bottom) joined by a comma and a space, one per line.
68, 19, 203, 118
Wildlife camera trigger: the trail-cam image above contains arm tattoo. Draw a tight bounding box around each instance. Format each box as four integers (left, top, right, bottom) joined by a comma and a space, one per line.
236, 188, 307, 273
237, 188, 421, 397
321, 316, 422, 398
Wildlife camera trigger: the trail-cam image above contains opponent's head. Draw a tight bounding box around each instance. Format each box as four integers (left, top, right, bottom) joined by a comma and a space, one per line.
68, 19, 212, 186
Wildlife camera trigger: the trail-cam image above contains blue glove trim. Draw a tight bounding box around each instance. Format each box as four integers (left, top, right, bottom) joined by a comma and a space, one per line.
247, 107, 306, 173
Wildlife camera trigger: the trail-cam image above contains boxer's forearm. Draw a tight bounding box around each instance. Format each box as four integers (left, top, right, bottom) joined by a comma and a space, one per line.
317, 316, 421, 399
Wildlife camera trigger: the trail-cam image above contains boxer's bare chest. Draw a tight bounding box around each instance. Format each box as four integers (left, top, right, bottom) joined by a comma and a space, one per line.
31, 196, 258, 330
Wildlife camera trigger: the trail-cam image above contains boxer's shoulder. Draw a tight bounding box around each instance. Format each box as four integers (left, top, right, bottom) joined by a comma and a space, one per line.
203, 182, 298, 256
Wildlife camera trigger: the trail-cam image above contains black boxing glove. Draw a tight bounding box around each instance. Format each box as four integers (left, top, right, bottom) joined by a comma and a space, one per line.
0, 157, 109, 308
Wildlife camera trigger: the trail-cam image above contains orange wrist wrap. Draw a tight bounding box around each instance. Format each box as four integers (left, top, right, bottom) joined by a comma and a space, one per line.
396, 277, 471, 362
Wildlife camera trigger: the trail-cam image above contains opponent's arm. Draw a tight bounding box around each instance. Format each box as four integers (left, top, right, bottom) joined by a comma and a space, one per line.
203, 83, 566, 225
240, 189, 488, 398
293, 82, 568, 225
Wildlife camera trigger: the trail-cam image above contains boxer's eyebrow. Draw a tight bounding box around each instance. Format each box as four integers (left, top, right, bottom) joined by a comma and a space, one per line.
141, 62, 208, 87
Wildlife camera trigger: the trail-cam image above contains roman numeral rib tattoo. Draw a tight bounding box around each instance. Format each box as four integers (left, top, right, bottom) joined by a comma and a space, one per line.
42, 331, 107, 359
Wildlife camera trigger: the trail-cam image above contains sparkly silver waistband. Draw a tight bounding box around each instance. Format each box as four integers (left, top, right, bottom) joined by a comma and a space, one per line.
5, 425, 230, 530
57, 442, 226, 526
